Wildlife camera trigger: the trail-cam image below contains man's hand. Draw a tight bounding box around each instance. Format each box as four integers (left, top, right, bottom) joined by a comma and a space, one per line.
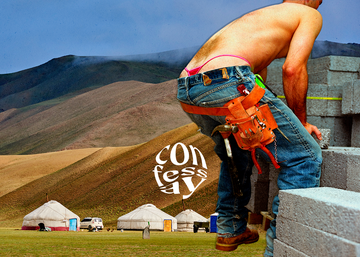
304, 122, 322, 140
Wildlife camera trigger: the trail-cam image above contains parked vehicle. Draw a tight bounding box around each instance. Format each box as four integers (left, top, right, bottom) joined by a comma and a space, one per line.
80, 217, 104, 230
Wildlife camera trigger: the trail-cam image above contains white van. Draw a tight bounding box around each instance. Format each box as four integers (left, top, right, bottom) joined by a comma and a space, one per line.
80, 217, 104, 230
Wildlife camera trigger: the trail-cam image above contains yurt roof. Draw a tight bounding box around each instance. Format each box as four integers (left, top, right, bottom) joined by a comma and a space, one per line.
118, 204, 176, 222
175, 209, 207, 223
23, 200, 79, 221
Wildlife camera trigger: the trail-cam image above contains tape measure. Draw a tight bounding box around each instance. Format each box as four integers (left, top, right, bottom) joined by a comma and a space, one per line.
277, 96, 342, 101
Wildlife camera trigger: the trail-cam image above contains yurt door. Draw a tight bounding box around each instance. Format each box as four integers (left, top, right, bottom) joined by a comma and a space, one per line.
163, 219, 172, 232
69, 218, 77, 231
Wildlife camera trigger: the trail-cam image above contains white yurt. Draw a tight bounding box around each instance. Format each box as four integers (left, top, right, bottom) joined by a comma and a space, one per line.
117, 204, 177, 231
175, 209, 208, 232
22, 200, 80, 231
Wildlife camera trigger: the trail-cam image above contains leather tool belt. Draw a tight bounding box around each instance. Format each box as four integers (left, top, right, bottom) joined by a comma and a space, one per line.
180, 83, 280, 174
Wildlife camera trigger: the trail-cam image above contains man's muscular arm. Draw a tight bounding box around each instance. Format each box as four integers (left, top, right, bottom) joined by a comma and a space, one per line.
282, 9, 323, 139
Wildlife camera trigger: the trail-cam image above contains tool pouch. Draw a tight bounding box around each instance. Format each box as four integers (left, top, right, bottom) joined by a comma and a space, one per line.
179, 82, 281, 174
224, 91, 277, 147
223, 91, 280, 173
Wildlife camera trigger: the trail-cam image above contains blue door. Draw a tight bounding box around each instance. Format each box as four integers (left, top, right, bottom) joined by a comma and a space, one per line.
69, 218, 77, 231
210, 214, 218, 233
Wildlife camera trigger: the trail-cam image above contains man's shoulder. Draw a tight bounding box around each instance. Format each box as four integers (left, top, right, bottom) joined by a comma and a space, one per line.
280, 3, 322, 16
270, 3, 322, 24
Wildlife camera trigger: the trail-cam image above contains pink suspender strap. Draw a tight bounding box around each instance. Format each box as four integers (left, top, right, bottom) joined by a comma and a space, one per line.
185, 54, 251, 76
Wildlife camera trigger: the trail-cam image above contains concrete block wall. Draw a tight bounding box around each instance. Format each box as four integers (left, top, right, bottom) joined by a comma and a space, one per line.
247, 55, 360, 256
245, 157, 270, 214
342, 80, 360, 147
267, 56, 360, 86
342, 80, 360, 115
274, 187, 360, 257
321, 147, 360, 192
266, 55, 360, 147
246, 146, 360, 217
352, 116, 360, 147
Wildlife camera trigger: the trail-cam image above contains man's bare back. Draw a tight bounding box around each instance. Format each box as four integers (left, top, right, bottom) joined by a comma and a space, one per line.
180, 1, 323, 139
180, 3, 322, 78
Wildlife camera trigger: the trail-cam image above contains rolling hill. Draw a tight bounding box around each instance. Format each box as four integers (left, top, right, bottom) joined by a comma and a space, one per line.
0, 79, 192, 154
0, 123, 221, 228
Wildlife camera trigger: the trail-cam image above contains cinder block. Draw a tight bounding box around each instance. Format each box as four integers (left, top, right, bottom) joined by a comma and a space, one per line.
344, 149, 360, 193
342, 81, 354, 115
267, 165, 280, 217
307, 56, 360, 74
342, 80, 360, 115
310, 54, 360, 70
307, 56, 360, 85
312, 128, 331, 149
266, 58, 284, 84
326, 56, 360, 73
307, 116, 352, 147
306, 84, 343, 117
278, 187, 360, 244
327, 85, 343, 116
277, 216, 360, 257
310, 70, 358, 86
274, 239, 310, 257
250, 156, 270, 182
353, 82, 360, 114
323, 117, 352, 146
246, 180, 269, 214
351, 115, 360, 147
321, 147, 360, 192
245, 157, 270, 213
307, 84, 329, 116
307, 56, 331, 74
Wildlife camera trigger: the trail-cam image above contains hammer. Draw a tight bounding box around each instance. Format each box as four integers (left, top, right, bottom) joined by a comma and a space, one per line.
211, 125, 243, 197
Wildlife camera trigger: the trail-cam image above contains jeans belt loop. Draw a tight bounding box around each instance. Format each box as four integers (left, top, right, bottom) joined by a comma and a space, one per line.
184, 76, 189, 89
221, 67, 230, 79
202, 74, 212, 86
235, 66, 244, 79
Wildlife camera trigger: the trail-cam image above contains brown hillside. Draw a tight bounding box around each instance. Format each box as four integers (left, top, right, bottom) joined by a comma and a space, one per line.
0, 123, 221, 228
0, 79, 190, 154
0, 148, 100, 197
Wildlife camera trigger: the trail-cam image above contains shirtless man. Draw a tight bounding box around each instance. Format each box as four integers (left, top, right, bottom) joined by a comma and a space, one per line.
177, 1, 323, 256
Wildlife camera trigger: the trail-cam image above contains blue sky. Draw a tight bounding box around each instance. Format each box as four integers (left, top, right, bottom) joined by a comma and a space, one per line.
1, 0, 359, 74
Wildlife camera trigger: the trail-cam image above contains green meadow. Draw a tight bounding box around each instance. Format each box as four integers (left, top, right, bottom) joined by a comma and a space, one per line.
0, 228, 266, 256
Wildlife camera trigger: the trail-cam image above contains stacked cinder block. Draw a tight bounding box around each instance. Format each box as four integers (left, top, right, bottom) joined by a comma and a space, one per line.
248, 55, 360, 256
246, 56, 360, 233
246, 129, 332, 217
274, 187, 360, 257
342, 80, 360, 147
321, 147, 360, 193
245, 157, 270, 214
267, 56, 360, 147
267, 56, 360, 87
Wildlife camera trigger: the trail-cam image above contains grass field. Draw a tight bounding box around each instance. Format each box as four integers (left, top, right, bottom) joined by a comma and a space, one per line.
0, 228, 266, 256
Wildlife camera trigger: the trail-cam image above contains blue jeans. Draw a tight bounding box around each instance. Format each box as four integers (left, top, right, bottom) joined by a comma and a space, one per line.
177, 66, 322, 256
